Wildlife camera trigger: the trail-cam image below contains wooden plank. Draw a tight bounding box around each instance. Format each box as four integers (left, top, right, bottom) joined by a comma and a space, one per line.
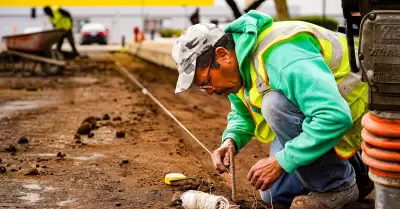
4, 50, 66, 66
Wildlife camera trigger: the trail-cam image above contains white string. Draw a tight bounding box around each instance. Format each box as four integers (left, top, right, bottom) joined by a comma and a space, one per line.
181, 190, 232, 209
115, 61, 213, 156
251, 187, 274, 209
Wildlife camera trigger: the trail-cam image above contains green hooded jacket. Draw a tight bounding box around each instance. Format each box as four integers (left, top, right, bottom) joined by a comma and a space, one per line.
222, 11, 353, 173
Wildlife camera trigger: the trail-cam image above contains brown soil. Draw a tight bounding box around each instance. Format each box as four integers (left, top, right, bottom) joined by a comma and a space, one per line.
0, 52, 374, 209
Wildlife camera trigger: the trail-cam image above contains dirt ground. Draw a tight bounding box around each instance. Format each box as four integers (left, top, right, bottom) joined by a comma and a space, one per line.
0, 52, 374, 209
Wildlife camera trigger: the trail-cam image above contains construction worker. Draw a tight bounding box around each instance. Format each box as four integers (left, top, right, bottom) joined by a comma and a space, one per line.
172, 11, 373, 209
43, 6, 79, 57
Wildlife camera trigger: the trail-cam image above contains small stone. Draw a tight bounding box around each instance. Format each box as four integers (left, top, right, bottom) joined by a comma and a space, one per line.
127, 96, 132, 99
36, 164, 40, 168
18, 136, 29, 144
102, 114, 110, 120
11, 169, 17, 172
115, 202, 121, 207
113, 98, 118, 102
5, 145, 17, 153
252, 155, 258, 158
113, 116, 122, 121
77, 122, 92, 135
42, 166, 47, 168
74, 134, 81, 140
116, 131, 125, 138
25, 168, 39, 175
75, 140, 82, 144
88, 133, 94, 138
193, 105, 198, 110
56, 152, 66, 158
122, 160, 129, 164
0, 166, 6, 173
178, 138, 184, 143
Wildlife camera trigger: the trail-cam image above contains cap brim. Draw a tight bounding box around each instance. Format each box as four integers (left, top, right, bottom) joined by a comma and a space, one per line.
175, 60, 196, 94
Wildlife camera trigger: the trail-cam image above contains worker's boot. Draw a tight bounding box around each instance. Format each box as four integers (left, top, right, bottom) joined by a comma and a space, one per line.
290, 183, 359, 209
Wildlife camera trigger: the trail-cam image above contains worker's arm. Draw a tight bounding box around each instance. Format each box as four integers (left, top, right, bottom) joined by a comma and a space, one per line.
264, 33, 353, 173
222, 93, 256, 152
59, 8, 72, 19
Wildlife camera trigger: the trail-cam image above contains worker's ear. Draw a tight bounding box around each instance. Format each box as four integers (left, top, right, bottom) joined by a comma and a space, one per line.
215, 47, 232, 63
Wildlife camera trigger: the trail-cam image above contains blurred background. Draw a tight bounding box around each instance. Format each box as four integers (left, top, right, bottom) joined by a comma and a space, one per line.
0, 0, 343, 44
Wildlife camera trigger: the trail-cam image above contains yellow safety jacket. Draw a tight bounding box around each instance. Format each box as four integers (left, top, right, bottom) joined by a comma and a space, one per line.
49, 6, 72, 31
234, 21, 368, 158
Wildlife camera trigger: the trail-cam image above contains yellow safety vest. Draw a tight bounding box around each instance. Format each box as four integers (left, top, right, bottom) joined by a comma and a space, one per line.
49, 6, 72, 30
235, 21, 368, 158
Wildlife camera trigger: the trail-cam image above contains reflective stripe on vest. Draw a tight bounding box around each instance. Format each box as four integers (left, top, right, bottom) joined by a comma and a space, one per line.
251, 21, 361, 98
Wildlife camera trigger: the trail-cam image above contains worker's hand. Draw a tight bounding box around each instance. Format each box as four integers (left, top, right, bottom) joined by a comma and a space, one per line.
212, 138, 236, 174
247, 157, 284, 191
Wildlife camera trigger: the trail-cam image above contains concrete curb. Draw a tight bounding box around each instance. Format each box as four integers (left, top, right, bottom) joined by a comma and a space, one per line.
126, 40, 176, 70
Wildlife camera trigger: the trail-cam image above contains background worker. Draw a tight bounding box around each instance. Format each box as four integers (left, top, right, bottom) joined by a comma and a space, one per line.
43, 6, 79, 57
172, 10, 373, 209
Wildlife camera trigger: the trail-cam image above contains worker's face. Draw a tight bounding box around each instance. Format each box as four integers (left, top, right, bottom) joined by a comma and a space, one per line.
193, 47, 242, 96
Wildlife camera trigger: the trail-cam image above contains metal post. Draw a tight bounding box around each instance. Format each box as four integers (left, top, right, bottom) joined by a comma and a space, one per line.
322, 0, 326, 28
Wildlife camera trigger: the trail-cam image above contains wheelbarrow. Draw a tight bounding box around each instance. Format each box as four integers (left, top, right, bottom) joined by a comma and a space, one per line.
0, 29, 67, 75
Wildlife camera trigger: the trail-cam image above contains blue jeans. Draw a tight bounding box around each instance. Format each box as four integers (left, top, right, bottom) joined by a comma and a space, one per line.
259, 91, 357, 204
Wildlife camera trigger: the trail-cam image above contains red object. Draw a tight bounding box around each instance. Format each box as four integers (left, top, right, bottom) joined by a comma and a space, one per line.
133, 27, 145, 43
98, 31, 105, 36
82, 31, 89, 36
361, 112, 400, 187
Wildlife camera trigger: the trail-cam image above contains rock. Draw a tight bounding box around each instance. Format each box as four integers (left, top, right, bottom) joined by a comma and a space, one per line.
25, 168, 39, 176
116, 131, 125, 138
115, 202, 121, 207
5, 145, 17, 153
0, 166, 6, 173
113, 116, 122, 121
121, 160, 129, 164
113, 98, 118, 102
193, 105, 198, 110
102, 114, 110, 120
127, 96, 132, 99
11, 168, 17, 172
42, 166, 47, 168
18, 136, 29, 144
75, 140, 82, 144
74, 134, 81, 140
88, 133, 94, 138
82, 116, 97, 126
56, 152, 66, 158
77, 122, 92, 135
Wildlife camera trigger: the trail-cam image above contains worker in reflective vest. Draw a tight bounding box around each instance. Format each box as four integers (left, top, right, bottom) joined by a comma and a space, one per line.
172, 10, 373, 209
43, 6, 79, 57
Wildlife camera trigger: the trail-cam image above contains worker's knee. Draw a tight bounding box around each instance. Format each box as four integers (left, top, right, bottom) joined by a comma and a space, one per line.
261, 91, 303, 127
